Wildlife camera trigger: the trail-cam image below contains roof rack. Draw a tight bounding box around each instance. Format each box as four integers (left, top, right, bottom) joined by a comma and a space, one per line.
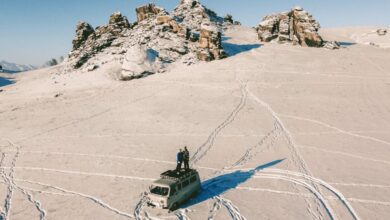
160, 169, 197, 181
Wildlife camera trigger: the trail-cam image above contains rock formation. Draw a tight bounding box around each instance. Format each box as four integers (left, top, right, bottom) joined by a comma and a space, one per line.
136, 4, 164, 22
197, 24, 226, 61
256, 7, 323, 47
68, 0, 227, 76
224, 14, 233, 24
69, 12, 131, 68
173, 0, 223, 32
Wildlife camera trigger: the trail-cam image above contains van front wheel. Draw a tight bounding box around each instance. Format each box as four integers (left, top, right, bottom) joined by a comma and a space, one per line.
170, 202, 179, 211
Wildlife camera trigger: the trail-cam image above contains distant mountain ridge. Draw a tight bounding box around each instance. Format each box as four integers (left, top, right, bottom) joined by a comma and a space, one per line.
0, 60, 36, 73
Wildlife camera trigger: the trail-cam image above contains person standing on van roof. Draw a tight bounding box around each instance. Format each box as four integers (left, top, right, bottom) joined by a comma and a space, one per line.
176, 149, 184, 172
183, 146, 190, 171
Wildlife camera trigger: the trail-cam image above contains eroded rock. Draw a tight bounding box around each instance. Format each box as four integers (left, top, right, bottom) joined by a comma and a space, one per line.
67, 1, 227, 75
136, 4, 163, 22
256, 7, 324, 47
69, 12, 132, 68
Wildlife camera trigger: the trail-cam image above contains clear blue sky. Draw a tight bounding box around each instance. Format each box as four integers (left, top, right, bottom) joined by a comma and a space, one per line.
0, 0, 389, 66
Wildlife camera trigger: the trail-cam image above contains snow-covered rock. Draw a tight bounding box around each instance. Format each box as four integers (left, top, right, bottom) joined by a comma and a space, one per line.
377, 29, 387, 36
120, 45, 158, 80
0, 60, 36, 72
323, 41, 341, 50
256, 7, 324, 47
67, 0, 227, 78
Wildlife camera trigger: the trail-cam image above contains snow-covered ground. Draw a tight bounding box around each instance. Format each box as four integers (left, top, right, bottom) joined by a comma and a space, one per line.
0, 26, 389, 220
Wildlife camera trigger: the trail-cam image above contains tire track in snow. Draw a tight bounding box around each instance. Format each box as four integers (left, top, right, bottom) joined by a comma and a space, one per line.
16, 87, 168, 145
133, 82, 248, 219
214, 196, 246, 220
279, 114, 390, 147
255, 173, 336, 219
297, 145, 390, 166
229, 121, 281, 168
247, 88, 326, 220
134, 192, 150, 220
260, 169, 360, 220
16, 179, 134, 219
190, 82, 248, 165
174, 209, 191, 220
0, 141, 46, 220
5, 166, 156, 182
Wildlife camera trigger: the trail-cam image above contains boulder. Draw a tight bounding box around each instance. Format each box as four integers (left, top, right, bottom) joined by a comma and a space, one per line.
120, 45, 157, 80
323, 41, 340, 50
377, 29, 387, 36
256, 7, 323, 47
136, 4, 163, 22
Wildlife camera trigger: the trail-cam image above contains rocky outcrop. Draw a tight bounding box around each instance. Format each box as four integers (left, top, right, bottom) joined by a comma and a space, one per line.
173, 0, 223, 32
69, 12, 131, 68
197, 25, 226, 61
68, 1, 227, 76
136, 4, 163, 22
256, 7, 323, 47
72, 22, 95, 51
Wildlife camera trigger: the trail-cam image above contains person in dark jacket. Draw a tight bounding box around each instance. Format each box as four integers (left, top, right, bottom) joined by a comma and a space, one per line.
176, 149, 184, 172
183, 146, 190, 171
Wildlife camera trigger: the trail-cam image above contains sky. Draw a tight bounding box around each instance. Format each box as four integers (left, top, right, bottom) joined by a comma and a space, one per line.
0, 0, 389, 66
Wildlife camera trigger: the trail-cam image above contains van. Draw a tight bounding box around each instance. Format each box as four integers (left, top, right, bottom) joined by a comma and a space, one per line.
147, 169, 201, 210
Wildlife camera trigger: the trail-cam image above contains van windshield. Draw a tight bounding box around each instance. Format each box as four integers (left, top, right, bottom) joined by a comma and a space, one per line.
150, 185, 169, 196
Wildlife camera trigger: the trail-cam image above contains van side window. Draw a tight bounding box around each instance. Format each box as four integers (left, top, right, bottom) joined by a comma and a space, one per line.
182, 180, 190, 187
170, 187, 176, 196
190, 176, 197, 183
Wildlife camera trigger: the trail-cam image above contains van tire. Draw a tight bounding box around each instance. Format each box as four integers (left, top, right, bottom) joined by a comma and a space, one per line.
170, 202, 179, 211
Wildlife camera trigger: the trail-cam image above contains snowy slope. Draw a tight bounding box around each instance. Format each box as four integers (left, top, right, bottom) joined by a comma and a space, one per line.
0, 26, 389, 220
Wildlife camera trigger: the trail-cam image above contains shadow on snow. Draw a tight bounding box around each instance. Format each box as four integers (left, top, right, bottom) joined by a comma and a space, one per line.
338, 42, 356, 47
184, 159, 285, 207
222, 35, 261, 56
222, 42, 262, 56
0, 77, 14, 88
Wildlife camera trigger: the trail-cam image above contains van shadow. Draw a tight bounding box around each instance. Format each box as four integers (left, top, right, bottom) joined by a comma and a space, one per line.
184, 159, 285, 207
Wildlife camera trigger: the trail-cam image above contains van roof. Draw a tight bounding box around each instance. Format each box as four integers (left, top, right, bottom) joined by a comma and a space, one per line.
160, 169, 198, 181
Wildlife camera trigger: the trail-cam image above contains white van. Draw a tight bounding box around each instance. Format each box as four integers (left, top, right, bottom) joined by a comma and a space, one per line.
147, 169, 201, 210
